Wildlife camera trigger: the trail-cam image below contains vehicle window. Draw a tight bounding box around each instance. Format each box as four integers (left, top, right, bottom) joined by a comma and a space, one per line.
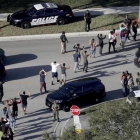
83, 84, 93, 92
45, 9, 53, 15
35, 10, 45, 16
26, 6, 37, 16
74, 87, 82, 95
59, 85, 76, 97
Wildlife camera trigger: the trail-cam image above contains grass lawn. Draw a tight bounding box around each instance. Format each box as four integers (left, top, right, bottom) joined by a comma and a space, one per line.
0, 0, 138, 13
0, 13, 138, 37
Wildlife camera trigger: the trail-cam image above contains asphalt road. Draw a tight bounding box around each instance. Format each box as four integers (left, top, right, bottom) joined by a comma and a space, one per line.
0, 34, 139, 140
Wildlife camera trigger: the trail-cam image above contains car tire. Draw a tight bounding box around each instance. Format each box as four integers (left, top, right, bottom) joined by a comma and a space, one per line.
21, 21, 30, 29
63, 104, 71, 112
57, 18, 65, 25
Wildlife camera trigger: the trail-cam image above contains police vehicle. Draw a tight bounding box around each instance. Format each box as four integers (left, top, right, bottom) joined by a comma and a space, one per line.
7, 3, 74, 29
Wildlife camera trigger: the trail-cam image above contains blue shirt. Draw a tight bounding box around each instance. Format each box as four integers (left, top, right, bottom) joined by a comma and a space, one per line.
40, 74, 45, 82
73, 53, 79, 62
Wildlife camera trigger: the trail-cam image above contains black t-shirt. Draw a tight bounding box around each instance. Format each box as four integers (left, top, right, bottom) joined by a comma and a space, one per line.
20, 95, 29, 105
84, 13, 91, 23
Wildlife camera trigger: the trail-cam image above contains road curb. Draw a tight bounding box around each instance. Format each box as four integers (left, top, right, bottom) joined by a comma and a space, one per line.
59, 97, 125, 136
1, 29, 140, 42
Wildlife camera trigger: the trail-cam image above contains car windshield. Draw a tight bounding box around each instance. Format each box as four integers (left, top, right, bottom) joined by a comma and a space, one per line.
59, 85, 76, 97
26, 6, 37, 16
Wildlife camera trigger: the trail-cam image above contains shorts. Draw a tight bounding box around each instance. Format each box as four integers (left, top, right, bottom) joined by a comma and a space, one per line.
21, 103, 27, 108
61, 74, 66, 80
52, 72, 58, 78
122, 37, 126, 42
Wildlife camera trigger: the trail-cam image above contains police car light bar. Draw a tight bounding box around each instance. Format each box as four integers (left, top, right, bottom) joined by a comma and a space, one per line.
44, 3, 58, 8
34, 4, 44, 10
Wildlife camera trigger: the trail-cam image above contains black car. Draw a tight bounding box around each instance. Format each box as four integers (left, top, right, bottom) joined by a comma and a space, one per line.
0, 61, 6, 80
7, 3, 74, 29
46, 78, 106, 112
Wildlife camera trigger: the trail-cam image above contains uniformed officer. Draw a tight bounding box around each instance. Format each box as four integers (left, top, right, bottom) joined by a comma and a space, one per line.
52, 100, 60, 122
84, 10, 91, 32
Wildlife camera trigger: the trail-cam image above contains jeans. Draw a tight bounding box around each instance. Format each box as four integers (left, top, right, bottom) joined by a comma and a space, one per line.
11, 121, 15, 131
40, 82, 47, 93
85, 22, 90, 31
83, 61, 88, 72
91, 49, 96, 56
109, 42, 115, 53
74, 62, 78, 72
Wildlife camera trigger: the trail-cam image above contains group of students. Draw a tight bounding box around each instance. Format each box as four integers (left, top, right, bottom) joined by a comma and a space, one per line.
0, 90, 31, 140
120, 71, 140, 97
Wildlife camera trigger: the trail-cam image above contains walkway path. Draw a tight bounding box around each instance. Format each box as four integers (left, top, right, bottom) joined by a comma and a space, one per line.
0, 6, 138, 21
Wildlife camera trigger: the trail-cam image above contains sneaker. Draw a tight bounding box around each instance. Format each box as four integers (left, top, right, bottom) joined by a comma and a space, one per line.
45, 91, 48, 93
57, 80, 60, 82
51, 82, 54, 85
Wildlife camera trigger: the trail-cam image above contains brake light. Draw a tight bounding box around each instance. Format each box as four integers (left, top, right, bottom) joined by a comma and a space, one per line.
3, 68, 6, 73
70, 11, 73, 15
103, 86, 105, 90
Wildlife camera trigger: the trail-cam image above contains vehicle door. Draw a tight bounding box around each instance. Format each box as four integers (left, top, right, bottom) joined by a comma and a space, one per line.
70, 87, 84, 106
31, 9, 45, 26
44, 9, 58, 24
82, 84, 96, 103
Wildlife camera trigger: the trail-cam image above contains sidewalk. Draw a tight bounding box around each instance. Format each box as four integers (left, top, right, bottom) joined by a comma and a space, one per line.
0, 6, 139, 21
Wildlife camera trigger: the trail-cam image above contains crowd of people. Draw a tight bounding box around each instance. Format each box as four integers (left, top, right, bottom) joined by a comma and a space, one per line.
0, 13, 139, 139
121, 71, 140, 97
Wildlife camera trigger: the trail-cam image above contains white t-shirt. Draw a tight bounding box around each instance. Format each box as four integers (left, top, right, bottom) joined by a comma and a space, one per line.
51, 63, 60, 72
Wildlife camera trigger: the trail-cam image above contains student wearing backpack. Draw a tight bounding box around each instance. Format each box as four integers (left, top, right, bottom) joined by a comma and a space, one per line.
136, 72, 140, 90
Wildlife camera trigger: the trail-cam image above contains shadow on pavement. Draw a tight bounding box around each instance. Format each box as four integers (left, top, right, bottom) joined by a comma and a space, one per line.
5, 65, 51, 81
5, 54, 37, 66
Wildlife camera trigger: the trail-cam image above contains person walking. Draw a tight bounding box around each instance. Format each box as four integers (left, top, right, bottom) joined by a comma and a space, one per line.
108, 31, 116, 53
122, 75, 128, 97
84, 10, 91, 32
60, 63, 70, 85
123, 15, 132, 40
18, 91, 31, 115
89, 39, 97, 58
39, 69, 47, 94
97, 34, 106, 55
73, 50, 80, 73
82, 49, 91, 73
10, 98, 21, 118
73, 44, 83, 65
52, 100, 59, 122
132, 21, 138, 41
0, 81, 6, 103
51, 61, 60, 85
60, 31, 68, 54
136, 72, 140, 90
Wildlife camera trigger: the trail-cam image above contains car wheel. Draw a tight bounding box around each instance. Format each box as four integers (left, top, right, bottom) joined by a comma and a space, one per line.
63, 104, 70, 112
57, 18, 65, 25
21, 21, 30, 29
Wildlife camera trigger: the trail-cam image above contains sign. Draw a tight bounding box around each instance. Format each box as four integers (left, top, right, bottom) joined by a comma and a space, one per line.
73, 115, 82, 133
70, 105, 80, 116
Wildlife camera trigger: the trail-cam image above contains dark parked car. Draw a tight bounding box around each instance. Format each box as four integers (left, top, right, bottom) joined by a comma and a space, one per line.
7, 3, 74, 29
46, 77, 106, 111
0, 61, 6, 80
0, 48, 6, 63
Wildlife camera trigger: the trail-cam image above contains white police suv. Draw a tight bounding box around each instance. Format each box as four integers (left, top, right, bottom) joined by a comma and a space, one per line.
7, 3, 74, 29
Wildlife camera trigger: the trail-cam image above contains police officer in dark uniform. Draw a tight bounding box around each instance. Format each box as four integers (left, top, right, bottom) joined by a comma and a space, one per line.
52, 100, 60, 122
84, 10, 91, 32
